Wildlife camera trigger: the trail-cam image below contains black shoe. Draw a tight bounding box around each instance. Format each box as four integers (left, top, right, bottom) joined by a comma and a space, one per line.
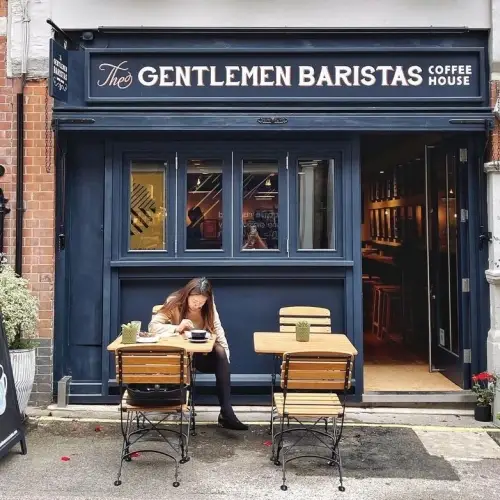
218, 413, 248, 431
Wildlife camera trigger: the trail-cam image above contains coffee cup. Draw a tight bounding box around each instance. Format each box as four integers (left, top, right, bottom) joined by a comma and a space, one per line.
191, 329, 206, 340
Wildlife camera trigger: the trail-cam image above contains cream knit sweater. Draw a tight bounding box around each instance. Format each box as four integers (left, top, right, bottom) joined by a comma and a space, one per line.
148, 299, 230, 362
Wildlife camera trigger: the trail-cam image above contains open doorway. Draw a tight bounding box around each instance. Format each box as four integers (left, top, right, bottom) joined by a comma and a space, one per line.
360, 133, 469, 392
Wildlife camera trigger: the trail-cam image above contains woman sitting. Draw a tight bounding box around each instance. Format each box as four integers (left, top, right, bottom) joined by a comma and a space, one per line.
148, 277, 248, 431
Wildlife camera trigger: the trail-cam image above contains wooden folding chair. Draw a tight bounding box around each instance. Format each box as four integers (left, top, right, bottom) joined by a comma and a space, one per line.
271, 351, 352, 492
279, 306, 332, 333
114, 346, 192, 488
151, 304, 200, 436
266, 307, 333, 434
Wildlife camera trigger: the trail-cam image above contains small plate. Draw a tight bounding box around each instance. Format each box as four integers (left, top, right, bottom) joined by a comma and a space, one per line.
189, 338, 208, 343
136, 336, 159, 343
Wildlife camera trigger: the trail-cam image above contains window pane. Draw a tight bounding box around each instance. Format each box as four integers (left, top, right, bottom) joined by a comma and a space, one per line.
298, 159, 335, 250
129, 162, 166, 251
242, 160, 279, 251
186, 159, 223, 250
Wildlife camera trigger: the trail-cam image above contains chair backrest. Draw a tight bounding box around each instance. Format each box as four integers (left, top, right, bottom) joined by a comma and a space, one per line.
280, 351, 352, 392
152, 304, 162, 315
279, 306, 331, 333
115, 347, 190, 386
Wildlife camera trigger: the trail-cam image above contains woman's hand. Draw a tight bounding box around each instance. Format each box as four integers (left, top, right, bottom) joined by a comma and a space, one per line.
177, 319, 194, 333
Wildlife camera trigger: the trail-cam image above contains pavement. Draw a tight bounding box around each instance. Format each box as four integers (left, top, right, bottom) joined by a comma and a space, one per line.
1, 406, 500, 499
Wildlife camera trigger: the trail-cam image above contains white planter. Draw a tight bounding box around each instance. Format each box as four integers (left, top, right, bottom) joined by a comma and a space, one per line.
9, 348, 36, 416
494, 386, 500, 429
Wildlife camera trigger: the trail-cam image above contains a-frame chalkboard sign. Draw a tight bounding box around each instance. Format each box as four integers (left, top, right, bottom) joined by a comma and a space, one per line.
0, 312, 27, 459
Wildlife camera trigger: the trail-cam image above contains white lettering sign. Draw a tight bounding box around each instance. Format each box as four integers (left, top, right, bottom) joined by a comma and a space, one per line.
52, 55, 68, 92
95, 61, 475, 90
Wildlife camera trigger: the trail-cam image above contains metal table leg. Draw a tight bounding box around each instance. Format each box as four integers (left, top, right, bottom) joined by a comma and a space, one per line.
268, 354, 277, 435
189, 354, 197, 436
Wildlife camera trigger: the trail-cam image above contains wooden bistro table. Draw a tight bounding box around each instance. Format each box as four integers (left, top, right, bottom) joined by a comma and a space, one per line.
253, 332, 358, 431
107, 333, 215, 435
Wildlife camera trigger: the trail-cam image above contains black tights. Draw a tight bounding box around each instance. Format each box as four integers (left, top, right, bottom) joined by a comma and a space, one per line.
193, 344, 234, 418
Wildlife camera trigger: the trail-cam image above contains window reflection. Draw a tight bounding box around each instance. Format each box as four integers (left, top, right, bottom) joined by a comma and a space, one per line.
298, 159, 335, 250
186, 159, 223, 250
242, 160, 279, 250
129, 162, 166, 251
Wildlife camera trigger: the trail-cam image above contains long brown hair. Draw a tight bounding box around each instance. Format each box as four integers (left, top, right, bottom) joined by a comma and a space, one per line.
158, 277, 215, 332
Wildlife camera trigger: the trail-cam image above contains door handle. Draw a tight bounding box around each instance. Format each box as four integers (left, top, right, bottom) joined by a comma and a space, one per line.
479, 230, 492, 250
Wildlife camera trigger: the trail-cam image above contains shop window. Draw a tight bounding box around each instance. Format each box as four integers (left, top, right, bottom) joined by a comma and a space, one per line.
185, 159, 223, 251
297, 159, 335, 250
241, 160, 279, 251
129, 162, 166, 251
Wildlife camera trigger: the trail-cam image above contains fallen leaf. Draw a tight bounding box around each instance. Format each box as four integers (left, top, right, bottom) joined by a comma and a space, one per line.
130, 452, 140, 458
61, 456, 70, 462
95, 426, 101, 432
263, 440, 272, 447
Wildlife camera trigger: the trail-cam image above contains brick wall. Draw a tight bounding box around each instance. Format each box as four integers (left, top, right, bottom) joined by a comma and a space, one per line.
24, 81, 54, 407
1, 1, 55, 407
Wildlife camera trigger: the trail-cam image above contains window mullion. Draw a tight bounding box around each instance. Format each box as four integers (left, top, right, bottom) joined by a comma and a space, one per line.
286, 152, 290, 258
231, 151, 234, 257
175, 152, 178, 257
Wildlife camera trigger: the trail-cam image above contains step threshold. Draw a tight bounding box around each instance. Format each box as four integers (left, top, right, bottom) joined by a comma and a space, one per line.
362, 391, 475, 404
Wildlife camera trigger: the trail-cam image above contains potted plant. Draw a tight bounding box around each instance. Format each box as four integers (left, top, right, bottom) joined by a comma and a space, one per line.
0, 254, 39, 416
471, 371, 497, 422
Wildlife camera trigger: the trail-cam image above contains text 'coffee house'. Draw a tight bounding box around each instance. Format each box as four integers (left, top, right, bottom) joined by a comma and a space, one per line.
49, 28, 491, 404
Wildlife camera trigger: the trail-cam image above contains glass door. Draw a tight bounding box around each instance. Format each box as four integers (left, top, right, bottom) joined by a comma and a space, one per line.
425, 141, 469, 388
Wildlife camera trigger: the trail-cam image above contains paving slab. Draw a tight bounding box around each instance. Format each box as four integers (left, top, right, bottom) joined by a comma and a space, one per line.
415, 429, 500, 460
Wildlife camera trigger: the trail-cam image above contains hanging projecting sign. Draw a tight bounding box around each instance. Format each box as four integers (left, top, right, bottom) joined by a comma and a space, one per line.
49, 39, 69, 103
0, 313, 27, 460
85, 48, 485, 106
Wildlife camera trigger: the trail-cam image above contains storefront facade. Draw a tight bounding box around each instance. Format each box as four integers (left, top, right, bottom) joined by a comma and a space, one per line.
51, 29, 492, 403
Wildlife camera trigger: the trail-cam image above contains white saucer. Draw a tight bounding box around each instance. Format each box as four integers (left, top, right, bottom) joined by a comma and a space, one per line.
185, 331, 210, 340
189, 338, 208, 343
136, 336, 159, 343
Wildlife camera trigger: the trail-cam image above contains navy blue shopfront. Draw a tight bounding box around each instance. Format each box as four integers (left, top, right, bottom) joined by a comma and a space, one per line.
51, 29, 492, 403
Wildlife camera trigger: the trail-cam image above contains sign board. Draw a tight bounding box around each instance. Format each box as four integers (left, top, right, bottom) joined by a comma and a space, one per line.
85, 48, 485, 106
0, 313, 27, 460
49, 38, 69, 103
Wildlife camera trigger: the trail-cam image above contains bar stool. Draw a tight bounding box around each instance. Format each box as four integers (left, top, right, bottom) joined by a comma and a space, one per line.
401, 275, 414, 345
380, 288, 402, 340
371, 285, 400, 338
362, 276, 381, 326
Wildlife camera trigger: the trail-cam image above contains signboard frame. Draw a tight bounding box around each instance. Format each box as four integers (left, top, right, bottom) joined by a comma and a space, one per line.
84, 46, 487, 107
0, 312, 27, 460
49, 38, 69, 103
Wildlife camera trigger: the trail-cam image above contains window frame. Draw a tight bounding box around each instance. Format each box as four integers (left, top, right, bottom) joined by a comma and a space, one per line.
288, 149, 345, 259
120, 150, 176, 259
115, 141, 349, 263
176, 150, 233, 258
232, 148, 289, 259
128, 162, 168, 253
